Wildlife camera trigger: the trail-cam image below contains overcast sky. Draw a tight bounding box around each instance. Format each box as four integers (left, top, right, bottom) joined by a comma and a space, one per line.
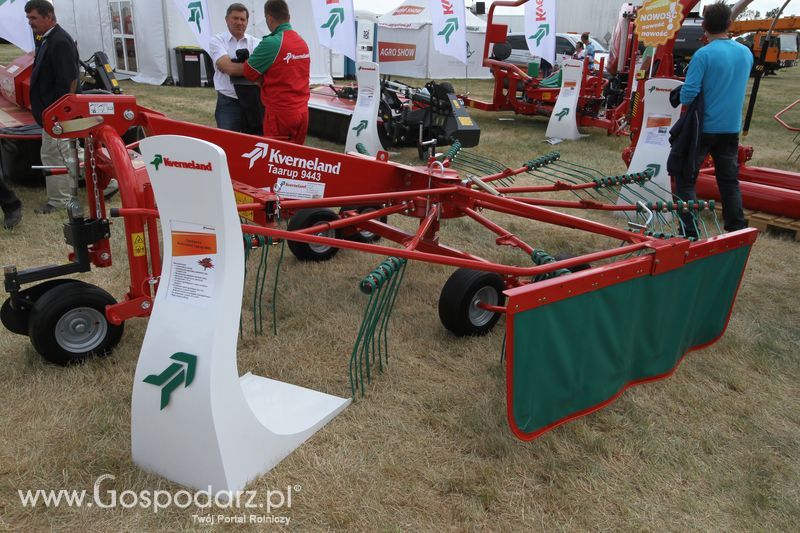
354, 0, 798, 17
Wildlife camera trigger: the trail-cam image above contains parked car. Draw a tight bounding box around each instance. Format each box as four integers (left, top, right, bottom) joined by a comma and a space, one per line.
505, 32, 610, 72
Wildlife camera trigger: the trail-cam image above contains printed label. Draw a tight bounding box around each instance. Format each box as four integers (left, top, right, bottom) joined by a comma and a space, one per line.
167, 221, 217, 308
275, 178, 326, 200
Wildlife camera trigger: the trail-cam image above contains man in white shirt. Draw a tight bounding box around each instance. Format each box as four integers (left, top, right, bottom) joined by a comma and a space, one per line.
209, 3, 258, 132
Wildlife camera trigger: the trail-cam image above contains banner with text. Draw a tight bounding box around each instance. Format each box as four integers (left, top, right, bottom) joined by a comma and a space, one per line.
428, 0, 467, 64
312, 0, 357, 61
171, 0, 212, 53
634, 0, 685, 47
524, 0, 556, 66
0, 0, 34, 52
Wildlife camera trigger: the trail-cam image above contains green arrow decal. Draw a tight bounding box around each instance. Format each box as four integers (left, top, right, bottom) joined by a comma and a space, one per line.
187, 1, 204, 33
437, 17, 459, 44
648, 85, 656, 93
529, 23, 550, 47
321, 8, 345, 38
646, 163, 661, 177
143, 352, 198, 410
0, 0, 19, 7
555, 107, 569, 121
352, 120, 368, 136
150, 154, 163, 170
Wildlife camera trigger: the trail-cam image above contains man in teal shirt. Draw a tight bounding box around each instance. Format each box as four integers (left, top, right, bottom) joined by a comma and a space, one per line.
678, 1, 752, 234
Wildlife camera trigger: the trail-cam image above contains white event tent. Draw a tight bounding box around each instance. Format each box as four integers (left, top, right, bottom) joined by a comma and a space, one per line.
376, 0, 491, 79
50, 0, 332, 85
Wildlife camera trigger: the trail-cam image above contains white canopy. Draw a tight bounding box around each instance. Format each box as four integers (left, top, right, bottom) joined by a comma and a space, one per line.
53, 0, 332, 86
376, 0, 491, 79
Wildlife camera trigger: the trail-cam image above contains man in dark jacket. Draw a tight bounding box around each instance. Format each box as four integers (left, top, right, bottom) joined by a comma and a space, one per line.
25, 0, 117, 214
676, 2, 752, 236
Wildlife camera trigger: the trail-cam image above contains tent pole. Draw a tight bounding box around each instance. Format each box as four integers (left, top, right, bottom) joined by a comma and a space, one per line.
160, 0, 175, 82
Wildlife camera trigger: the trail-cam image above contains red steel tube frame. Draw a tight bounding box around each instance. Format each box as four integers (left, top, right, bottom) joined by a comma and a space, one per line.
774, 98, 800, 132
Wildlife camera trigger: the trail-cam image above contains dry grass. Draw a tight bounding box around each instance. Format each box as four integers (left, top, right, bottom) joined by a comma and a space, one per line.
1, 43, 799, 530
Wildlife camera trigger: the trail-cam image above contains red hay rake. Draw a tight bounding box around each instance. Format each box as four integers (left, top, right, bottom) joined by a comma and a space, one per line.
2, 94, 757, 440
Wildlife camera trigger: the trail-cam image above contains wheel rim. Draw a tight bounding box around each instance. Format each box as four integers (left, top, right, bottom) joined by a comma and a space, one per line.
309, 229, 335, 254
469, 286, 498, 327
54, 307, 107, 353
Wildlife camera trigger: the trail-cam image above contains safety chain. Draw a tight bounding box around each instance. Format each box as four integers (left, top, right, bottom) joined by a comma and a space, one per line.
88, 133, 101, 220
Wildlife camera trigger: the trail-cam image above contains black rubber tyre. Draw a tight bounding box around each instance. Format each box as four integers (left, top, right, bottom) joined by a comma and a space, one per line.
1, 279, 80, 335
438, 269, 505, 337
287, 208, 341, 262
27, 281, 124, 365
376, 100, 394, 149
339, 205, 387, 243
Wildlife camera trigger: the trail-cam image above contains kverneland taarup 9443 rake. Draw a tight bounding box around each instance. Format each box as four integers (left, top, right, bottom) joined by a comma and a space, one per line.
2, 94, 757, 440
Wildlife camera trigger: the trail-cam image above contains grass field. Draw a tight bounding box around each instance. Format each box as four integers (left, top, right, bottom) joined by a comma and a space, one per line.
1, 43, 799, 531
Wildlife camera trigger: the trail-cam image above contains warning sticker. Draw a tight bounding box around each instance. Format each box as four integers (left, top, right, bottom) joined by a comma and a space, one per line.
89, 102, 115, 115
234, 191, 254, 221
166, 221, 217, 308
131, 232, 146, 257
458, 116, 474, 127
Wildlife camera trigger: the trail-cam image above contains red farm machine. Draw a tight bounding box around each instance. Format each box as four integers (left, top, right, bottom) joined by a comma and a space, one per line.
5, 0, 788, 442
1, 90, 757, 440
460, 0, 641, 136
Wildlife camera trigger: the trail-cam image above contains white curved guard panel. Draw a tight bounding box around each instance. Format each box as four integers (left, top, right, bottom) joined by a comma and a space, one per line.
545, 59, 584, 141
132, 135, 350, 493
621, 78, 683, 209
345, 61, 384, 155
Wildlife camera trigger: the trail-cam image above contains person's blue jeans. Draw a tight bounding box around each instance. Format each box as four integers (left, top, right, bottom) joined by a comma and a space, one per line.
675, 133, 746, 237
215, 93, 245, 132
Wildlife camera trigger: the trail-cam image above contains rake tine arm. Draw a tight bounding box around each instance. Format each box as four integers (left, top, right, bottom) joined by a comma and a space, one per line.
507, 197, 640, 211
293, 203, 409, 235
464, 188, 652, 243
459, 207, 536, 255
497, 181, 598, 194
404, 204, 440, 252
240, 224, 650, 277
279, 186, 460, 210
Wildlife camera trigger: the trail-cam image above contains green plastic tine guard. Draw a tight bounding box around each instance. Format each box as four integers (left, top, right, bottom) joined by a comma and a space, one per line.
443, 139, 462, 161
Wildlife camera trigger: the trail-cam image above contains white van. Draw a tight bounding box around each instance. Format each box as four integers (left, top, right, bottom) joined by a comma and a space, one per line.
504, 33, 610, 71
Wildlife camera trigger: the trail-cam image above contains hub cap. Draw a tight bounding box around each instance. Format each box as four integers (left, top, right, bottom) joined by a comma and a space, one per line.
55, 307, 107, 352
469, 286, 498, 327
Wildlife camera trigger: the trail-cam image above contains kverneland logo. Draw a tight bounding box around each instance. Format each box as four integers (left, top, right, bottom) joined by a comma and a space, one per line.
440, 0, 454, 15
150, 153, 212, 172
283, 52, 310, 63
535, 0, 547, 21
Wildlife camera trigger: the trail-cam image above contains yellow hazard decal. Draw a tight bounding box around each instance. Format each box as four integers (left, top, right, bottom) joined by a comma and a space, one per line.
234, 191, 254, 221
458, 117, 474, 126
132, 232, 146, 257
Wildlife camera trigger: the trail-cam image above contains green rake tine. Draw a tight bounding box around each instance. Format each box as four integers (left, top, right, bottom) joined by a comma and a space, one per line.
241, 235, 252, 339
349, 291, 377, 397
271, 238, 284, 336
252, 236, 269, 336
377, 260, 407, 370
